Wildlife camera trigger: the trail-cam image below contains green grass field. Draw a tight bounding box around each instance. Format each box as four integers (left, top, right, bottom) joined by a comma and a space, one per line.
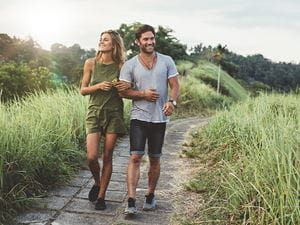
184, 93, 300, 225
189, 60, 248, 101
174, 59, 245, 118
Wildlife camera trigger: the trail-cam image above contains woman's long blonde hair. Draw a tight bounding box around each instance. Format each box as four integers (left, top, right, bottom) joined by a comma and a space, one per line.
96, 30, 126, 68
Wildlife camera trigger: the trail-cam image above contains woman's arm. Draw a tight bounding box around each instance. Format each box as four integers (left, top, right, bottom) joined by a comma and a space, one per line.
80, 58, 112, 95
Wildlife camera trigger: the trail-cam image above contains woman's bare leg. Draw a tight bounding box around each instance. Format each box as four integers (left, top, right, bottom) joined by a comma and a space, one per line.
98, 133, 118, 199
86, 132, 101, 185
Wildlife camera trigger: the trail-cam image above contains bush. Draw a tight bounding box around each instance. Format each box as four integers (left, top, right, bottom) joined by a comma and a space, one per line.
0, 61, 53, 102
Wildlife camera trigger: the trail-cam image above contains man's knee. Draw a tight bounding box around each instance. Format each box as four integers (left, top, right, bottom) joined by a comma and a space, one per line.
149, 157, 160, 166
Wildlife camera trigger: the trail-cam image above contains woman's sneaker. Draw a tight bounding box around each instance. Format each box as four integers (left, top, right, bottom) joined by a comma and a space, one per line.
95, 197, 106, 210
124, 197, 138, 215
88, 185, 100, 202
142, 193, 156, 211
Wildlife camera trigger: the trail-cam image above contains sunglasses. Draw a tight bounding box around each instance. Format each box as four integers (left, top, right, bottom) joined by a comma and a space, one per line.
105, 30, 120, 36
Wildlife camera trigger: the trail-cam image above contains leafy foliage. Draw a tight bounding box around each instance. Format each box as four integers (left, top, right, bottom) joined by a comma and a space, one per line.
190, 43, 300, 93
1, 22, 300, 102
0, 34, 96, 101
50, 43, 95, 85
0, 61, 53, 102
117, 22, 188, 60
0, 33, 51, 67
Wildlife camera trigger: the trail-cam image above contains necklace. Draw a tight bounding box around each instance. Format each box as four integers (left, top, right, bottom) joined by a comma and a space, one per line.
139, 53, 157, 70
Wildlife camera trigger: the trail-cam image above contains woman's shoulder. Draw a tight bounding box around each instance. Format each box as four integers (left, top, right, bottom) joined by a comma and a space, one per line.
85, 57, 96, 66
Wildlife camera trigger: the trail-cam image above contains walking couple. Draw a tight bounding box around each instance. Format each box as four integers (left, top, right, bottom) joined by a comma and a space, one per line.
80, 24, 179, 215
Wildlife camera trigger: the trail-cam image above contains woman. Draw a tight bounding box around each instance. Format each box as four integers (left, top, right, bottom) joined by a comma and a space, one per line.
80, 30, 129, 210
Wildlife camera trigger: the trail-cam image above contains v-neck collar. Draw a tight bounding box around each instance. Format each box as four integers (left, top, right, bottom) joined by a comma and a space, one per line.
137, 52, 157, 71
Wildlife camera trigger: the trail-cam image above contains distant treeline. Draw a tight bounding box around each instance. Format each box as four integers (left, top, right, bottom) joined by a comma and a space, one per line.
0, 33, 96, 101
1, 22, 299, 101
190, 43, 300, 93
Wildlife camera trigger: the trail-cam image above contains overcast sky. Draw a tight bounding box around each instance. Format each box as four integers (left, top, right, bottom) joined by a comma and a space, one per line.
1, 0, 300, 63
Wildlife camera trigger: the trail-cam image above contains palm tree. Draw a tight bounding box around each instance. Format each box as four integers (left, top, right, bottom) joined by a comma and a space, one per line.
212, 44, 227, 94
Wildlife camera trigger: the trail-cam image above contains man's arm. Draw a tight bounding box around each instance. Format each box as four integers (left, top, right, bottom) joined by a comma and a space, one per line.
119, 83, 160, 102
162, 76, 180, 116
168, 76, 180, 101
118, 87, 145, 100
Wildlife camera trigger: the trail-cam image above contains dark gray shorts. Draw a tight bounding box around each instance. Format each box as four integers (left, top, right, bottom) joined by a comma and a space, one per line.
129, 119, 166, 157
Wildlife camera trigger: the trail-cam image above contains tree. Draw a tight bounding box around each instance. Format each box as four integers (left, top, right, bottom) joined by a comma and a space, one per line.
190, 43, 203, 56
0, 34, 55, 101
155, 26, 188, 60
0, 62, 53, 102
0, 34, 51, 67
117, 22, 141, 58
117, 23, 188, 60
225, 52, 300, 92
212, 44, 227, 93
51, 43, 95, 85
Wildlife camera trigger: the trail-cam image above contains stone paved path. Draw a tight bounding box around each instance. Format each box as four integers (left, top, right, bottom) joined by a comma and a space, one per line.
16, 117, 209, 225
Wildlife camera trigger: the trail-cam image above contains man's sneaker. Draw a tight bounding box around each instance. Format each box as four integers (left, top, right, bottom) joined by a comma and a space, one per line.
95, 197, 106, 210
88, 185, 100, 202
124, 197, 138, 215
143, 193, 156, 211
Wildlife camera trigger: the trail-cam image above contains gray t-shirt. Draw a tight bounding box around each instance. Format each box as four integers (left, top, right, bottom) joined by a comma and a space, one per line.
120, 52, 178, 123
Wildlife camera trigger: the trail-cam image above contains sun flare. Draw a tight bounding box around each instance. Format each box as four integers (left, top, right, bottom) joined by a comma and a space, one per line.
21, 2, 69, 48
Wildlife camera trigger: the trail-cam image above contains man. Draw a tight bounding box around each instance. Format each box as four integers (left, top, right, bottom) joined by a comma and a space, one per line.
119, 24, 180, 215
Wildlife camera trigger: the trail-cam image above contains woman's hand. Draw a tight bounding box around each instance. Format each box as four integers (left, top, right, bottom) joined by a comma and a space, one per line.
97, 81, 113, 91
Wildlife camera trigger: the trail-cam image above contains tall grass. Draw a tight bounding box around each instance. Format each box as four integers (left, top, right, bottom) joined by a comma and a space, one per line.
123, 98, 132, 127
188, 93, 299, 224
175, 75, 232, 117
0, 88, 131, 223
176, 60, 195, 76
0, 89, 87, 222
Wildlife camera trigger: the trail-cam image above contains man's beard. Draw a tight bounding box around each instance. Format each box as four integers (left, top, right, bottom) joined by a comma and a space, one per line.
141, 44, 155, 54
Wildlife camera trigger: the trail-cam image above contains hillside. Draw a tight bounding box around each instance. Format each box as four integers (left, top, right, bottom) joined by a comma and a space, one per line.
177, 60, 248, 101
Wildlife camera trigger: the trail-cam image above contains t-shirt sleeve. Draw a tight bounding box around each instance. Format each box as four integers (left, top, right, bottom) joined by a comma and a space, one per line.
119, 61, 133, 83
167, 56, 178, 79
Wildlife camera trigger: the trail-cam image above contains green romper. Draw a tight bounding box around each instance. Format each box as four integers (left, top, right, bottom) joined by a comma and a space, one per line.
85, 60, 126, 135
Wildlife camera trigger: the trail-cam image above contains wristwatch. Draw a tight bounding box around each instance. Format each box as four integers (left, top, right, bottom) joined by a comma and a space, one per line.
168, 99, 177, 107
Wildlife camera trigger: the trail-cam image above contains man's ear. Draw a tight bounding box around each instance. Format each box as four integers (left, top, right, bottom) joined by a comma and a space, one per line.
135, 39, 140, 46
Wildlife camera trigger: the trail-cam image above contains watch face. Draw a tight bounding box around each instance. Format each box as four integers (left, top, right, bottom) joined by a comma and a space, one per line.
169, 100, 177, 106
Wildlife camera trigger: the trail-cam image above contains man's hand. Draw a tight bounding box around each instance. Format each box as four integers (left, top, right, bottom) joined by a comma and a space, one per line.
144, 89, 160, 102
115, 81, 131, 92
162, 101, 175, 116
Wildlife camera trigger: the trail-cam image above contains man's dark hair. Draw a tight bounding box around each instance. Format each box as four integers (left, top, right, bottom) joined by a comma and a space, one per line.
135, 24, 155, 40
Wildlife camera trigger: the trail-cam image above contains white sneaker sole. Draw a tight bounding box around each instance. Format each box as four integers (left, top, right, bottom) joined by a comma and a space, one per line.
143, 199, 157, 211
124, 208, 138, 215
